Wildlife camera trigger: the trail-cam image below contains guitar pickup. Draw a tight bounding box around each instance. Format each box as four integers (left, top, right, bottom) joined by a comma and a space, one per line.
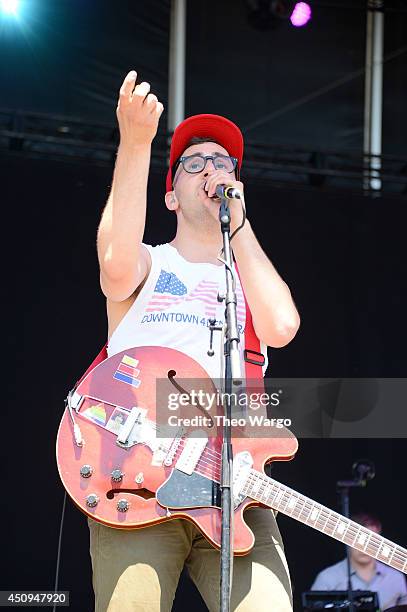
175, 433, 208, 475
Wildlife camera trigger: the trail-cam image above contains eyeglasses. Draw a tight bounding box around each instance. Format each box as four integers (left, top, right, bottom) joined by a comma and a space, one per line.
175, 154, 238, 175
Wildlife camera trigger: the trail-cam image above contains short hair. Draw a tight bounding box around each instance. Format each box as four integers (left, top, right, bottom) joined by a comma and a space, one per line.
184, 135, 222, 149
351, 513, 382, 533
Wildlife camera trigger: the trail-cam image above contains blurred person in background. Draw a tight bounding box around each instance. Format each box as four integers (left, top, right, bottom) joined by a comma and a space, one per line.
311, 513, 407, 610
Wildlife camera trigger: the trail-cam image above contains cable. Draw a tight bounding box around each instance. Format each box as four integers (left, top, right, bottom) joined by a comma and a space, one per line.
229, 193, 247, 243
52, 491, 67, 612
218, 194, 247, 265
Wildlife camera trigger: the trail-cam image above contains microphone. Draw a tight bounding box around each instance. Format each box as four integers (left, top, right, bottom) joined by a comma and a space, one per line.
352, 459, 375, 483
215, 184, 241, 200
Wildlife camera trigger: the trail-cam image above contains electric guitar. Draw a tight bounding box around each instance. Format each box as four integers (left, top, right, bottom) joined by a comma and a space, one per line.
56, 346, 407, 573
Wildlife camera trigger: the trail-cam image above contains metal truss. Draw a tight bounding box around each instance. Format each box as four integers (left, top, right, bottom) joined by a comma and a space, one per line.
1, 108, 406, 198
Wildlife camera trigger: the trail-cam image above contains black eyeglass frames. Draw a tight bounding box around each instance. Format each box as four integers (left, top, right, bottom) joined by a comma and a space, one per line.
174, 154, 238, 176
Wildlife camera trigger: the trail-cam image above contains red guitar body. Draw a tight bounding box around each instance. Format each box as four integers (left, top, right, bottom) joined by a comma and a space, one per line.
57, 346, 297, 555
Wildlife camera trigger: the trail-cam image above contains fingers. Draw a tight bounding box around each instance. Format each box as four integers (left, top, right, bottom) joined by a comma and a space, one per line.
132, 81, 151, 101
135, 91, 164, 120
204, 172, 242, 198
118, 71, 164, 115
145, 95, 164, 117
116, 71, 164, 146
144, 92, 157, 110
119, 70, 137, 100
119, 73, 151, 106
155, 101, 164, 117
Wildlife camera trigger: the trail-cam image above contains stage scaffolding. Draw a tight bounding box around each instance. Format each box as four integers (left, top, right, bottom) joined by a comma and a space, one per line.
1, 107, 406, 198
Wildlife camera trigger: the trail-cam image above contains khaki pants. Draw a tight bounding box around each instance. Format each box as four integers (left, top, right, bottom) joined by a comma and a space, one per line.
88, 507, 292, 612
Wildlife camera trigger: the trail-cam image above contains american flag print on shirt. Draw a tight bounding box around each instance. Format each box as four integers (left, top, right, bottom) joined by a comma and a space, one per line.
145, 269, 245, 324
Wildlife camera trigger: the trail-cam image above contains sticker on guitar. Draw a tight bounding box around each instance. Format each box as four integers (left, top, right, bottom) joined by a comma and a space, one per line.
81, 397, 129, 435
113, 354, 141, 388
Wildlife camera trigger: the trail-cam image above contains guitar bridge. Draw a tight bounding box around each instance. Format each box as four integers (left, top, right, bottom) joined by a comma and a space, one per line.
116, 406, 148, 449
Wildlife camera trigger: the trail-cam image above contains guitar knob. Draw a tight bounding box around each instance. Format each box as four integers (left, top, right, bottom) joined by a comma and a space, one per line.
135, 472, 144, 484
80, 464, 93, 478
117, 499, 129, 512
85, 494, 99, 508
111, 469, 124, 483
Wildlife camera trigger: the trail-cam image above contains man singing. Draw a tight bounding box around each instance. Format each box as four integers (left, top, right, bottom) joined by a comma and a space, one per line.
92, 69, 300, 612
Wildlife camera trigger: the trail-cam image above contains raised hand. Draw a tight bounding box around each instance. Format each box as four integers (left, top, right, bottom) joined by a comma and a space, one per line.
116, 70, 164, 148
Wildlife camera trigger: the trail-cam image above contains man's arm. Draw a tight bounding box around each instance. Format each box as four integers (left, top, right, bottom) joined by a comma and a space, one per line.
231, 221, 300, 348
396, 572, 407, 604
310, 569, 336, 591
202, 172, 300, 348
97, 70, 164, 302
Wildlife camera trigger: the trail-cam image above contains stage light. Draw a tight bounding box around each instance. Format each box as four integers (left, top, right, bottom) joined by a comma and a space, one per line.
0, 0, 19, 15
290, 2, 312, 27
246, 1, 296, 30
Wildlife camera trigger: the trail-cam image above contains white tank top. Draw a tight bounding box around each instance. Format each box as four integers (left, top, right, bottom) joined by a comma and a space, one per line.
107, 243, 267, 380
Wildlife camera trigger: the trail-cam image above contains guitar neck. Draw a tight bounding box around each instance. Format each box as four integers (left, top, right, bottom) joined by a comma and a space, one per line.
242, 469, 407, 574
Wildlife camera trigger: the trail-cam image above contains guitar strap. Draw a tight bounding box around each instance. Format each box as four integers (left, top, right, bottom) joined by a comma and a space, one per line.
235, 264, 266, 389
75, 267, 266, 389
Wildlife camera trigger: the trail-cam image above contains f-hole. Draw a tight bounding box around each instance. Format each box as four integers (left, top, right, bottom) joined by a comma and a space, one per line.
106, 489, 155, 501
167, 369, 214, 427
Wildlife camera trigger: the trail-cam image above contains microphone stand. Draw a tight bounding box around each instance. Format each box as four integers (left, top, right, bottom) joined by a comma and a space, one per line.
217, 195, 242, 612
336, 461, 375, 612
336, 482, 355, 612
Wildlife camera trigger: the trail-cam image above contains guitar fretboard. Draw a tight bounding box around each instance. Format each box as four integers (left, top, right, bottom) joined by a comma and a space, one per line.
242, 470, 407, 574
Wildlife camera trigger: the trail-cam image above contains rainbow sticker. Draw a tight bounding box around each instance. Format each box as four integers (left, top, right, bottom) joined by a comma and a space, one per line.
113, 354, 141, 388
82, 402, 107, 426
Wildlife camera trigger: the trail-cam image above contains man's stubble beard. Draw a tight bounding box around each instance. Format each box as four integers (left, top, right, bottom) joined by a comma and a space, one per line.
181, 196, 220, 236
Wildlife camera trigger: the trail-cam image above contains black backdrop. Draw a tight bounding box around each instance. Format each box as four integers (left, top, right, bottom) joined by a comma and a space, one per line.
2, 152, 406, 611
